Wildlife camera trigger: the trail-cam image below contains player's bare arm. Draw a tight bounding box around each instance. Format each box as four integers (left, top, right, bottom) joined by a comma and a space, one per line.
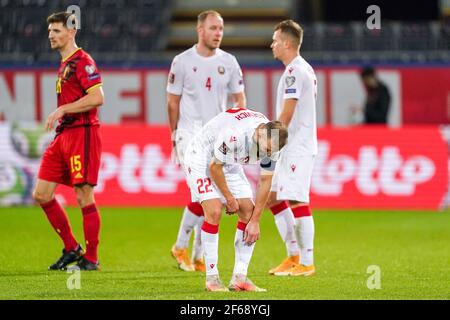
45, 87, 104, 131
209, 159, 239, 214
167, 93, 182, 134
278, 98, 297, 127
244, 172, 273, 244
232, 91, 247, 109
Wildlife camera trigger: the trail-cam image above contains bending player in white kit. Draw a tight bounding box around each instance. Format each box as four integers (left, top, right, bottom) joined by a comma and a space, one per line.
167, 10, 246, 272
267, 20, 318, 276
183, 108, 288, 291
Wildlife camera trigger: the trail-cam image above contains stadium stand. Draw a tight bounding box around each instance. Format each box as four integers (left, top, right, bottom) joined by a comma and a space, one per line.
0, 0, 448, 64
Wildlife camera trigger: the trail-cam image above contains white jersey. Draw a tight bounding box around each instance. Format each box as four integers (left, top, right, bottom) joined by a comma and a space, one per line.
167, 45, 245, 133
276, 55, 318, 156
185, 108, 269, 168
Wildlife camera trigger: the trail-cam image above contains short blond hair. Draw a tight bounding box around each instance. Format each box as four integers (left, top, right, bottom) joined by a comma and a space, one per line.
197, 10, 222, 26
264, 121, 288, 150
274, 19, 303, 48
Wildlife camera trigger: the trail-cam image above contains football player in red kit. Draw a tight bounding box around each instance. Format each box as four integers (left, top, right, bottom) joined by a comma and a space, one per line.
32, 12, 104, 271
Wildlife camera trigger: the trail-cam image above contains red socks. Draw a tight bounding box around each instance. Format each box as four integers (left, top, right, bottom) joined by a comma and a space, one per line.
81, 203, 101, 264
201, 221, 219, 234
41, 199, 101, 263
40, 198, 78, 252
292, 205, 313, 218
269, 201, 290, 215
237, 221, 247, 231
188, 202, 204, 217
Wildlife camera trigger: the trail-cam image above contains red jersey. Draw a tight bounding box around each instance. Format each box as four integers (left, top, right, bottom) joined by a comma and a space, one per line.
55, 48, 103, 133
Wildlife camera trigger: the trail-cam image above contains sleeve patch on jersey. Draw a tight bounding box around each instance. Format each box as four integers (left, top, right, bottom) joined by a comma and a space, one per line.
285, 76, 296, 87
85, 65, 96, 75
88, 73, 100, 81
218, 142, 229, 155
168, 72, 175, 84
285, 88, 297, 94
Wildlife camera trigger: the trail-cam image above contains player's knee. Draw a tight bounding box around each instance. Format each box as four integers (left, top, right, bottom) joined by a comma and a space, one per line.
32, 190, 52, 204
76, 194, 92, 208
238, 208, 253, 221
75, 185, 94, 208
205, 207, 222, 224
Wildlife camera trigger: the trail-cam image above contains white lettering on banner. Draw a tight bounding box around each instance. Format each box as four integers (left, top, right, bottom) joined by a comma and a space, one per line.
96, 144, 185, 194
313, 142, 355, 195
100, 74, 141, 123
356, 146, 379, 195
95, 153, 118, 193
141, 145, 184, 192
119, 144, 142, 193
0, 74, 36, 121
312, 142, 436, 196
380, 149, 435, 195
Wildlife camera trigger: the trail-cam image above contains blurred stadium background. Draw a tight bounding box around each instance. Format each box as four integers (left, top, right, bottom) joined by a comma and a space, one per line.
0, 0, 449, 300
0, 0, 449, 209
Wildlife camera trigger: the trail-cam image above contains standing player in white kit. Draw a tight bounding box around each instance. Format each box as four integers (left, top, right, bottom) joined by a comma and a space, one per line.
183, 108, 288, 291
267, 20, 318, 277
167, 10, 246, 272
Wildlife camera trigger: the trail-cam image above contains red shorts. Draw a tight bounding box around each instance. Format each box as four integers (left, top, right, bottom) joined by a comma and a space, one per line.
38, 125, 102, 187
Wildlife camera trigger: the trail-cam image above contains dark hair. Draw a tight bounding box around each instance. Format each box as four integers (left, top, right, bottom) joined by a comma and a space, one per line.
47, 11, 77, 29
274, 19, 303, 48
360, 66, 376, 78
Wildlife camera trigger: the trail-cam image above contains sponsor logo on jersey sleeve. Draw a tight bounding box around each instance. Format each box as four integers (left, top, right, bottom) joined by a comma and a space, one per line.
285, 88, 296, 94
88, 74, 100, 81
218, 66, 225, 75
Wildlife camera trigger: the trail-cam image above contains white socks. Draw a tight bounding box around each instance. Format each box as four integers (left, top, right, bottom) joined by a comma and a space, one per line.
201, 222, 219, 276
271, 202, 300, 257
192, 216, 204, 261
295, 216, 315, 266
233, 222, 255, 276
175, 206, 201, 249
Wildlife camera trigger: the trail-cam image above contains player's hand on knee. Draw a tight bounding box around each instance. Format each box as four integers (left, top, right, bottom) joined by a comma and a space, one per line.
244, 221, 260, 245
225, 196, 239, 215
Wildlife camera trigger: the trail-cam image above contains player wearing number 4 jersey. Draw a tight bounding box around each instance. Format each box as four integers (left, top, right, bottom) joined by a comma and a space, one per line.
268, 20, 318, 277
184, 108, 288, 291
167, 10, 246, 273
32, 12, 104, 271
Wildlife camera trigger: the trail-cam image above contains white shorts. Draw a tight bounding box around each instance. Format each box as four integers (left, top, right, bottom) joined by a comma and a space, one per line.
174, 128, 194, 168
184, 160, 253, 203
271, 154, 315, 203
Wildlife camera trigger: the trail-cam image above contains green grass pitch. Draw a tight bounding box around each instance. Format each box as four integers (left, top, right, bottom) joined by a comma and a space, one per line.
0, 206, 449, 300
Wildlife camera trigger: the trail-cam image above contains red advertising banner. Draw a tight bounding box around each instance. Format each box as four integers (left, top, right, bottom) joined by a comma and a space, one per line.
53, 125, 448, 210
311, 126, 448, 209
400, 68, 450, 124
1, 67, 449, 126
